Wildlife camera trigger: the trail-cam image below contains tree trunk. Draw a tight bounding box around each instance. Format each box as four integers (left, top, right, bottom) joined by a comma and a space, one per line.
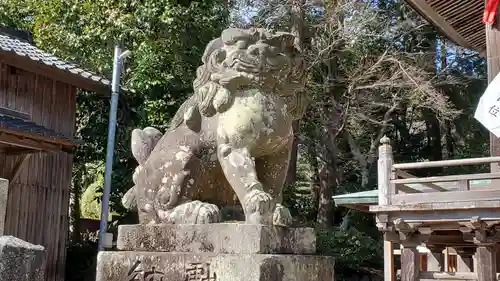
307, 143, 320, 210
285, 121, 299, 186
285, 0, 306, 187
316, 146, 337, 228
440, 40, 454, 159
316, 3, 343, 228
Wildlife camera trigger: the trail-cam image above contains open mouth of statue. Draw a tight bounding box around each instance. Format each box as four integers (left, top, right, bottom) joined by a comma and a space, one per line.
229, 55, 285, 74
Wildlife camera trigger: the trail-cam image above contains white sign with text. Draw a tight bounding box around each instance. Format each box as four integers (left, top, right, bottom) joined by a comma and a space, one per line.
475, 72, 500, 137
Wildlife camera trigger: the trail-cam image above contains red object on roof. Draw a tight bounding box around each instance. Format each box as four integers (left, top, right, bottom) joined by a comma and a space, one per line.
484, 0, 500, 24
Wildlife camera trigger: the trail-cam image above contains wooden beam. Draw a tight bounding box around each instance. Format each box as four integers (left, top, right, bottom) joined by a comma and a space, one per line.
376, 209, 500, 225
392, 172, 500, 185
427, 234, 473, 246
3, 148, 38, 155
390, 189, 500, 205
0, 137, 53, 151
396, 184, 423, 193
403, 0, 482, 54
393, 157, 500, 170
8, 154, 31, 183
0, 52, 109, 94
419, 272, 477, 280
395, 170, 447, 192
0, 131, 72, 153
342, 204, 370, 212
370, 200, 500, 212
0, 126, 76, 148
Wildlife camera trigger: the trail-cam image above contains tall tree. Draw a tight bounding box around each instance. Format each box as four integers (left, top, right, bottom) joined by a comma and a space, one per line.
0, 0, 229, 214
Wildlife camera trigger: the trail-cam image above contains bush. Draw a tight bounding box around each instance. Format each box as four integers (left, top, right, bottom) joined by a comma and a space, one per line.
65, 231, 99, 281
316, 226, 383, 279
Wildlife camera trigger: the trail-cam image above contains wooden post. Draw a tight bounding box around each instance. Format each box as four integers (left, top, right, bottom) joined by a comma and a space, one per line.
476, 244, 497, 281
379, 136, 395, 281
401, 246, 420, 281
487, 15, 500, 173
473, 253, 478, 273
443, 247, 450, 272
384, 234, 395, 281
378, 136, 394, 205
0, 178, 8, 235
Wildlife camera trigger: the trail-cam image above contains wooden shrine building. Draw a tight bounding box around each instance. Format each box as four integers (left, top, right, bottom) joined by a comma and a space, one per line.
333, 1, 500, 281
0, 26, 110, 281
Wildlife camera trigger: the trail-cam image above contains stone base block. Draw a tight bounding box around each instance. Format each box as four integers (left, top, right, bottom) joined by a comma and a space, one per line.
97, 251, 334, 281
117, 223, 315, 254
0, 236, 46, 281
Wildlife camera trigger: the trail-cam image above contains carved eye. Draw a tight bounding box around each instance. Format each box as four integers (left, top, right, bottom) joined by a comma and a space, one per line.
234, 40, 247, 49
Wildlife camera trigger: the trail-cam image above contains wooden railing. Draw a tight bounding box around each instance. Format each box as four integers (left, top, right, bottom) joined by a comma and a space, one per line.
419, 272, 477, 281
378, 136, 500, 207
391, 272, 500, 281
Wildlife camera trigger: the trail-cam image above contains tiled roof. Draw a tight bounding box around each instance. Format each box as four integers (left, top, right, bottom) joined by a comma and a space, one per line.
0, 28, 110, 87
0, 114, 77, 145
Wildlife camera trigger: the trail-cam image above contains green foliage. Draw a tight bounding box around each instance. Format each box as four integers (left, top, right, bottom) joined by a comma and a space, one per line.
0, 0, 229, 213
79, 161, 116, 220
283, 181, 317, 223
0, 2, 230, 279
316, 227, 383, 273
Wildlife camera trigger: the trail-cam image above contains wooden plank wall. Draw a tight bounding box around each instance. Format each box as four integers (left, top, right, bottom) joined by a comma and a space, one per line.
0, 62, 76, 281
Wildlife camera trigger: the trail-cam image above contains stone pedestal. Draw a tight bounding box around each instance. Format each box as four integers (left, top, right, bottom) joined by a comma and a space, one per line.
97, 224, 335, 281
0, 236, 46, 281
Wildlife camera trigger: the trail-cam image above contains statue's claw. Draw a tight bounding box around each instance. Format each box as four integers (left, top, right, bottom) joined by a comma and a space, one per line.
273, 203, 292, 226
163, 201, 222, 224
243, 189, 275, 224
122, 186, 137, 210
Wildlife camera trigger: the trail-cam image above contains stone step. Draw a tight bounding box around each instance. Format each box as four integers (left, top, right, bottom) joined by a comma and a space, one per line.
117, 223, 316, 254
96, 251, 334, 281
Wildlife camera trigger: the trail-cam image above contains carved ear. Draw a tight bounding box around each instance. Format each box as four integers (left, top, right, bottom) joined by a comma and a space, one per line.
201, 38, 224, 63
122, 186, 137, 210
142, 127, 163, 148
131, 127, 163, 164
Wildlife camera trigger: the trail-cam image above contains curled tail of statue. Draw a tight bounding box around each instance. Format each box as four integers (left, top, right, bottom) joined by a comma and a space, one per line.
122, 127, 163, 210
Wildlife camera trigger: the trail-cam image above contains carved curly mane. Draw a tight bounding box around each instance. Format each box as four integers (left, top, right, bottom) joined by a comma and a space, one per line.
168, 38, 224, 131
168, 29, 309, 131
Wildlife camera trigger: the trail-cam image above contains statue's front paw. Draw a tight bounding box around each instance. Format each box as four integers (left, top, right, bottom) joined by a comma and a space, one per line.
122, 186, 137, 210
273, 204, 292, 226
243, 189, 275, 224
196, 202, 222, 224
165, 201, 222, 224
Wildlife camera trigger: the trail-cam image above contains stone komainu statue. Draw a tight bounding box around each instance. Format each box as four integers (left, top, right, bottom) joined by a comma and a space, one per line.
122, 27, 308, 226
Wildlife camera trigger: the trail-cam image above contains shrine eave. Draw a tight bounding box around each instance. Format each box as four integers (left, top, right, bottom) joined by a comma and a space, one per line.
405, 0, 485, 56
